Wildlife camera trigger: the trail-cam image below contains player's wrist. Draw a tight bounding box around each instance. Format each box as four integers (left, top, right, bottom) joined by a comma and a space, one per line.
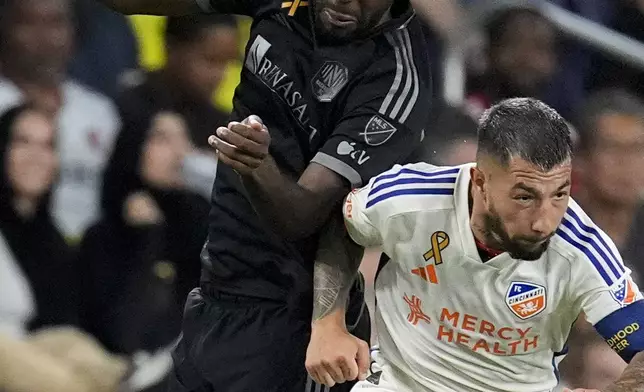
311, 308, 347, 331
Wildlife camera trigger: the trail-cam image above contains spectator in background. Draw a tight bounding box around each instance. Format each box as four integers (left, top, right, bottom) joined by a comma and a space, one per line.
572, 89, 644, 285
79, 110, 210, 356
0, 105, 78, 331
0, 231, 34, 339
0, 0, 120, 241
118, 13, 238, 151
465, 5, 557, 121
589, 0, 644, 100
0, 327, 128, 392
412, 101, 478, 166
68, 0, 139, 100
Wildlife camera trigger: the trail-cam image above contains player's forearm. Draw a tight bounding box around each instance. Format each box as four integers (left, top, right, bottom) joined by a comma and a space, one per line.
242, 156, 337, 240
312, 214, 364, 323
605, 352, 644, 392
98, 0, 198, 15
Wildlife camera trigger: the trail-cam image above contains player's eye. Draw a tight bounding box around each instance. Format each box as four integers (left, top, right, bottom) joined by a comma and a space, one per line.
554, 192, 568, 200
514, 195, 533, 202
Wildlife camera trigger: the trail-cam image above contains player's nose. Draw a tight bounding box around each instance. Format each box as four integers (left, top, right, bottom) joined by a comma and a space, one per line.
530, 211, 558, 237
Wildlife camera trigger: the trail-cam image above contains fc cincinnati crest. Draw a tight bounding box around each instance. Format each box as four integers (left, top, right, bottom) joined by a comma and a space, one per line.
505, 282, 547, 320
611, 277, 639, 306
311, 61, 349, 102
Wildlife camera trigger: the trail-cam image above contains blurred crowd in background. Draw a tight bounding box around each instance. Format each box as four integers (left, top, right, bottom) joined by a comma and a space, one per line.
0, 0, 643, 391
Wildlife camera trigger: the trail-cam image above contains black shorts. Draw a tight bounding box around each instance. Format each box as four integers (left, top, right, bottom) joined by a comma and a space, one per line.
168, 282, 370, 392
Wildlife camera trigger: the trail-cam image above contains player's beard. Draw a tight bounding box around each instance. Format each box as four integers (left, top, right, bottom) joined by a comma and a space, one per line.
483, 202, 552, 261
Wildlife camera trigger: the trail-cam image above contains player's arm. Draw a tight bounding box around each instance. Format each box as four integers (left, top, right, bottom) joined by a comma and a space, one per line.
604, 351, 644, 392
306, 186, 381, 387
211, 117, 349, 240
566, 212, 644, 367
213, 41, 430, 240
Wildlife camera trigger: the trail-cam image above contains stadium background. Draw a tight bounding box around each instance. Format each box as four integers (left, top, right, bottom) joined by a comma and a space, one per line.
1, 0, 643, 391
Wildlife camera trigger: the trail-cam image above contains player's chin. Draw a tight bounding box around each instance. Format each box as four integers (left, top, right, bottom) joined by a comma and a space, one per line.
509, 240, 550, 261
317, 25, 359, 43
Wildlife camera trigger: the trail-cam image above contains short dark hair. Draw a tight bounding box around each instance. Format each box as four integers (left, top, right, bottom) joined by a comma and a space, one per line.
165, 13, 237, 45
476, 98, 572, 171
573, 89, 644, 154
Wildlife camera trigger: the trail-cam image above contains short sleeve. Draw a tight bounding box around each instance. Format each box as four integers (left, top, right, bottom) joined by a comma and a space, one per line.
198, 0, 280, 16
343, 185, 382, 248
561, 203, 644, 325
311, 28, 431, 188
564, 227, 644, 361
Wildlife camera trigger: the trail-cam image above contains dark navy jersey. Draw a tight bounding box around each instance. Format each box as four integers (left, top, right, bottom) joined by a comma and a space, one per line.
200, 0, 432, 303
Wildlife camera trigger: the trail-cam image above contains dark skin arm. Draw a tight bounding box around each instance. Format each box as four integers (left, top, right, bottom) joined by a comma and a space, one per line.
97, 0, 198, 15
210, 116, 349, 241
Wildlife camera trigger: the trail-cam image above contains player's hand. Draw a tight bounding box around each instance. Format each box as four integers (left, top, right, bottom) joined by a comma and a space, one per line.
306, 315, 370, 387
208, 115, 270, 176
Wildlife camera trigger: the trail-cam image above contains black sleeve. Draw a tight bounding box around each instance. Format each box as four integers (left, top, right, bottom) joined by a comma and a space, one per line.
310, 28, 432, 188
198, 0, 280, 17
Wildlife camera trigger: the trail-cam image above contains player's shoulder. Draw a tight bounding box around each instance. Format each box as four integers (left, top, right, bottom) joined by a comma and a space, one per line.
362, 162, 467, 216
364, 12, 429, 78
550, 198, 627, 287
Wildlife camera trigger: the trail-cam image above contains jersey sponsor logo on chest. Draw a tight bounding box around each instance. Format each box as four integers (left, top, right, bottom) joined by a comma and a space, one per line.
245, 35, 318, 142
437, 307, 539, 355
505, 282, 547, 320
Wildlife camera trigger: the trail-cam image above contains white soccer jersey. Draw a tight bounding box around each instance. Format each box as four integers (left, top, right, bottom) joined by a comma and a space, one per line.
344, 162, 644, 392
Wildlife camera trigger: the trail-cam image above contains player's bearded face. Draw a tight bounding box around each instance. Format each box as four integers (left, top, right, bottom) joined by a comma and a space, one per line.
483, 200, 553, 261
313, 0, 394, 43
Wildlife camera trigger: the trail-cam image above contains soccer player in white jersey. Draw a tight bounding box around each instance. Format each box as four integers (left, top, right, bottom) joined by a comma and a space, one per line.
305, 98, 644, 392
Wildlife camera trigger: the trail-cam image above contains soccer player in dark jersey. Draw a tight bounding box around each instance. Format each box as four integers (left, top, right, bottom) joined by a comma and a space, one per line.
99, 0, 432, 391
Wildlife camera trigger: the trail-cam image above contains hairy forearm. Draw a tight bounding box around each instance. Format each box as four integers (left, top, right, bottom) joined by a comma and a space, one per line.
242, 156, 340, 240
312, 214, 364, 322
605, 352, 644, 392
98, 0, 197, 15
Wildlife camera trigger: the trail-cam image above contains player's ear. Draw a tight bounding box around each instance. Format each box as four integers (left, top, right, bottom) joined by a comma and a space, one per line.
471, 166, 486, 195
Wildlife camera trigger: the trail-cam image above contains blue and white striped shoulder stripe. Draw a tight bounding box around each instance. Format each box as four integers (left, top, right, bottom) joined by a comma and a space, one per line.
366, 167, 459, 209
556, 207, 626, 286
